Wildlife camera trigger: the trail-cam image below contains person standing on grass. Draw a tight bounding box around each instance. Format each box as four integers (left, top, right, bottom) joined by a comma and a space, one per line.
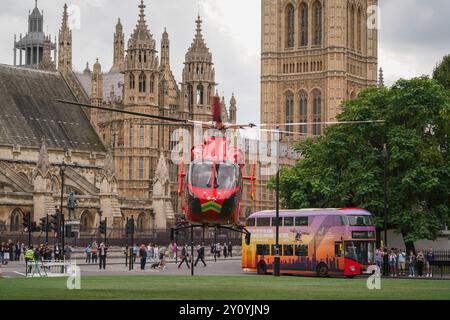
139, 244, 147, 270
388, 250, 397, 277
398, 249, 406, 276
408, 251, 416, 277
416, 251, 425, 277
178, 244, 190, 269
426, 248, 435, 278
99, 243, 108, 270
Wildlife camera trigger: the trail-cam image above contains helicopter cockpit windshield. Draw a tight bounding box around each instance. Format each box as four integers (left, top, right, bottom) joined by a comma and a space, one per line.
189, 161, 239, 190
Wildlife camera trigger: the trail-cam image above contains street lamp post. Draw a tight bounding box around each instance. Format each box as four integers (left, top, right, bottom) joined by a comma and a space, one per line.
59, 161, 67, 260
382, 144, 389, 249
274, 127, 281, 277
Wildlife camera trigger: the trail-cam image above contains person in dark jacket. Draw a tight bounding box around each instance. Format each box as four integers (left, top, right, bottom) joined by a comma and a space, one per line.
139, 245, 148, 270
228, 242, 233, 257
426, 248, 435, 278
194, 243, 207, 267
178, 244, 190, 269
98, 243, 108, 270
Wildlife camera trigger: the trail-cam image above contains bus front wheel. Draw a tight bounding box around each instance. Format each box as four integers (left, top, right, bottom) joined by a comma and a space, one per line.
257, 261, 267, 275
317, 263, 329, 278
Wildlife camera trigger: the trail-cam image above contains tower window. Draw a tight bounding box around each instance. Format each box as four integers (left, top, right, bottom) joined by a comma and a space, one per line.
300, 2, 308, 46
150, 74, 155, 93
312, 1, 323, 46
299, 91, 308, 135
139, 157, 144, 179
129, 126, 134, 147
197, 85, 204, 105
286, 4, 295, 48
139, 126, 144, 147
357, 7, 362, 52
285, 92, 294, 136
139, 73, 146, 92
129, 157, 133, 180
312, 90, 322, 136
130, 74, 135, 89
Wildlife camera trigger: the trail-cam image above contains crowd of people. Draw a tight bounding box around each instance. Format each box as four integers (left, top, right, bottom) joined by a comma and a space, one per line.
210, 242, 233, 259
375, 247, 435, 278
0, 240, 25, 264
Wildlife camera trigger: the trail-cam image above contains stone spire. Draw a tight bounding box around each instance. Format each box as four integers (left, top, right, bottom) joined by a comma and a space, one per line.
111, 18, 125, 72
129, 0, 154, 46
161, 28, 170, 68
378, 67, 385, 87
58, 3, 72, 72
83, 62, 92, 74
92, 58, 103, 106
186, 15, 211, 58
229, 93, 237, 124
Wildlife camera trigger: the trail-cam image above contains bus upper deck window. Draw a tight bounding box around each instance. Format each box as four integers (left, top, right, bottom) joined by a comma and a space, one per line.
284, 217, 294, 227
257, 218, 271, 227
295, 217, 308, 226
246, 218, 255, 227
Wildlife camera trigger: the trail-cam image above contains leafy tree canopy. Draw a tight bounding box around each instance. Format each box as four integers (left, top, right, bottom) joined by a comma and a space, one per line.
277, 77, 450, 244
433, 54, 450, 90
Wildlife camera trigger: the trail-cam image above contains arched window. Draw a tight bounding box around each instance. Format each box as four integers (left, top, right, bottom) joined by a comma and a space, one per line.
150, 74, 155, 93
129, 157, 133, 180
129, 74, 135, 90
197, 85, 204, 105
10, 209, 23, 232
139, 73, 146, 92
139, 126, 144, 147
139, 157, 144, 179
312, 1, 323, 46
286, 4, 295, 48
349, 4, 355, 50
312, 90, 322, 136
129, 126, 133, 147
285, 92, 294, 136
357, 7, 362, 52
80, 211, 90, 232
137, 213, 145, 232
300, 2, 308, 46
299, 91, 308, 135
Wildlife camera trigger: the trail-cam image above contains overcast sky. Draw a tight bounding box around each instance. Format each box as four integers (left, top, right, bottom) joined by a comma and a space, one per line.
1, 0, 449, 124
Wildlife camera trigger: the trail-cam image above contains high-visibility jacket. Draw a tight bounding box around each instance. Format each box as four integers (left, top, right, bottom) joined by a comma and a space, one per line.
25, 249, 35, 261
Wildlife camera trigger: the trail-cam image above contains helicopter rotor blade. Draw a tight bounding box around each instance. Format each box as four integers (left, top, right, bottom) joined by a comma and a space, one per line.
52, 99, 190, 124
257, 120, 385, 127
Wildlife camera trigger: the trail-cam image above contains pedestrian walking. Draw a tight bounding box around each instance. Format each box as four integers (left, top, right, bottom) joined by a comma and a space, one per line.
178, 244, 190, 269
408, 251, 416, 277
139, 244, 147, 270
15, 242, 21, 261
426, 248, 435, 278
194, 243, 207, 267
416, 251, 425, 277
223, 243, 228, 258
99, 243, 108, 270
228, 242, 233, 258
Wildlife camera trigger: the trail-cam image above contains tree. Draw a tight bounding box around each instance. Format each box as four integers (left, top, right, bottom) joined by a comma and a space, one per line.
433, 54, 450, 90
278, 77, 450, 250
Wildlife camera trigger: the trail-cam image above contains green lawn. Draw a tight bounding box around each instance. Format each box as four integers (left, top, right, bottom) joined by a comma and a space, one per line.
1, 275, 450, 300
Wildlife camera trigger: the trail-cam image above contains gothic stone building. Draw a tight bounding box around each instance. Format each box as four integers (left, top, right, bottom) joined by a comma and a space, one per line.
1, 0, 238, 234
240, 0, 378, 216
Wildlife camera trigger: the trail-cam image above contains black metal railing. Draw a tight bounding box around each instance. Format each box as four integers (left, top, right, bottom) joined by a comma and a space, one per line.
0, 225, 243, 247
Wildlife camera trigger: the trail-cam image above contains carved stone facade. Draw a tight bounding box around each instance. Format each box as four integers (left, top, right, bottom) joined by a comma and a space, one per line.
239, 0, 379, 217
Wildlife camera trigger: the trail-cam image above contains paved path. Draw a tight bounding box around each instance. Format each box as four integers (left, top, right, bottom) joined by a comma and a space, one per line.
0, 258, 246, 278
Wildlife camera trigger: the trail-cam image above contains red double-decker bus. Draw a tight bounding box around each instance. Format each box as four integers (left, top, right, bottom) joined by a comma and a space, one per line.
242, 208, 376, 277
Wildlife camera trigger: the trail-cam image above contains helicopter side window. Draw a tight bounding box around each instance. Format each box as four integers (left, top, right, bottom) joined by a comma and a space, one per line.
189, 162, 213, 188
216, 163, 239, 190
